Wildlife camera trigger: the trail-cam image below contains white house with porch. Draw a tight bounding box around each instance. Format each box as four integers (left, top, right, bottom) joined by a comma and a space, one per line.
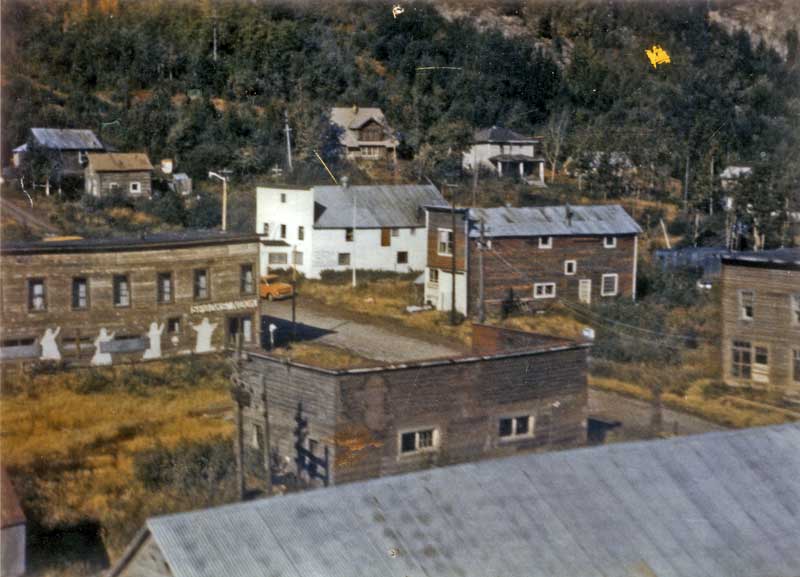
255, 183, 447, 279
462, 126, 545, 185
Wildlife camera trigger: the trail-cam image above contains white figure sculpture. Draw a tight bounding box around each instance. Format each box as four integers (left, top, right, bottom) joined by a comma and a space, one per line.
40, 327, 61, 361
91, 328, 115, 366
143, 322, 165, 360
191, 318, 217, 353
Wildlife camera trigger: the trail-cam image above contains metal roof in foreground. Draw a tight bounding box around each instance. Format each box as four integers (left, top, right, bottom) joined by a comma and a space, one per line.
470, 204, 642, 238
144, 424, 800, 577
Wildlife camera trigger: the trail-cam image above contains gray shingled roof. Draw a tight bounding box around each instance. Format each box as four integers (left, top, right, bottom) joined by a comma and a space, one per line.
313, 184, 447, 229
141, 424, 800, 577
473, 126, 538, 143
469, 204, 642, 238
30, 128, 104, 150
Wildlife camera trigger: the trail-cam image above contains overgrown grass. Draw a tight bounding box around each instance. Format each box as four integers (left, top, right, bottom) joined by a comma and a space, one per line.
0, 357, 236, 560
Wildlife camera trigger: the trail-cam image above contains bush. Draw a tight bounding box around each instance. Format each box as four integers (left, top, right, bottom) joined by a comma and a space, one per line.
134, 437, 234, 492
318, 269, 419, 285
636, 259, 705, 308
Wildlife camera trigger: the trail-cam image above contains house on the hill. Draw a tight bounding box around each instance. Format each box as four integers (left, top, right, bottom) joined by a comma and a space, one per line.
424, 204, 641, 316
84, 152, 154, 198
720, 165, 752, 190
13, 128, 105, 186
255, 183, 447, 278
330, 106, 399, 162
462, 126, 545, 185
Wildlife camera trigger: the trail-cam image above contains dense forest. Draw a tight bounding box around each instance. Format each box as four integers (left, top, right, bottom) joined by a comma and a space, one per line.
1, 0, 798, 244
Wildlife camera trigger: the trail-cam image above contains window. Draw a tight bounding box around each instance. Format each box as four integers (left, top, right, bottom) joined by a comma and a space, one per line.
2, 337, 35, 348
437, 229, 453, 256
157, 272, 173, 304
28, 279, 46, 311
739, 290, 754, 320
732, 340, 752, 379
240, 264, 254, 294
338, 253, 351, 266
534, 283, 556, 299
345, 228, 354, 242
498, 416, 534, 439
360, 145, 382, 158
391, 228, 400, 237
280, 193, 286, 203
601, 273, 619, 296
429, 269, 439, 284
72, 277, 88, 309
603, 236, 617, 248
262, 223, 270, 235
539, 236, 552, 249
280, 224, 286, 239
794, 350, 800, 383
129, 181, 142, 195
268, 253, 288, 265
381, 228, 391, 247
409, 228, 416, 236
792, 294, 800, 325
397, 251, 408, 264
564, 260, 577, 275
400, 428, 438, 454
227, 315, 253, 345
193, 269, 209, 300
113, 275, 131, 307
294, 251, 304, 266
755, 346, 768, 366
167, 317, 181, 334
109, 182, 120, 192
298, 226, 304, 241
78, 150, 88, 165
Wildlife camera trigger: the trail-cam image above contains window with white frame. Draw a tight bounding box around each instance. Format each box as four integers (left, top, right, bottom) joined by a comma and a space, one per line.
280, 224, 287, 239
603, 236, 617, 248
262, 223, 270, 235
298, 226, 304, 241
754, 345, 768, 367
732, 340, 752, 379
739, 290, 754, 320
113, 274, 131, 307
391, 228, 400, 237
534, 283, 556, 299
399, 428, 438, 454
294, 251, 304, 266
268, 253, 288, 265
564, 260, 576, 275
437, 229, 453, 255
28, 278, 46, 311
429, 269, 439, 284
498, 415, 534, 439
601, 273, 618, 296
193, 269, 209, 300
539, 236, 552, 249
792, 294, 800, 325
129, 181, 142, 194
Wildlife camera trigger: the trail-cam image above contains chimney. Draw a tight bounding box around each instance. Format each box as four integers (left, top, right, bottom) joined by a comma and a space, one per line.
565, 203, 574, 227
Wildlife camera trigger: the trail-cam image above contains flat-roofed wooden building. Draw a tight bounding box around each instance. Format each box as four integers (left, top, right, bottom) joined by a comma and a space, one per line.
720, 248, 800, 399
0, 231, 261, 366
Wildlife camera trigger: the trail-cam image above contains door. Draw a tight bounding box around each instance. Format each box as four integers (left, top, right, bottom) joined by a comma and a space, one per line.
579, 279, 592, 304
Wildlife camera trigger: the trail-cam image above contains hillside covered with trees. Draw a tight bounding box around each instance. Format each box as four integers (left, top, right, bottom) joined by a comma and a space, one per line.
2, 0, 798, 245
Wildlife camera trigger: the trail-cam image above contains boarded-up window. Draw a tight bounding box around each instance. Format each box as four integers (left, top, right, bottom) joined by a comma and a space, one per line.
381, 228, 391, 247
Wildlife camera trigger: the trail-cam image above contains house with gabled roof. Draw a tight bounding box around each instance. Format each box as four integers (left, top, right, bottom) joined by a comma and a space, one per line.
330, 106, 399, 163
85, 152, 154, 198
14, 127, 105, 178
256, 183, 447, 278
424, 203, 642, 316
463, 126, 545, 185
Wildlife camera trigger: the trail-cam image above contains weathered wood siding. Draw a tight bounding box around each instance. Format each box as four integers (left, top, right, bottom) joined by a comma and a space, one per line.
426, 209, 468, 272
86, 169, 152, 198
0, 240, 259, 363
467, 234, 636, 314
720, 261, 800, 394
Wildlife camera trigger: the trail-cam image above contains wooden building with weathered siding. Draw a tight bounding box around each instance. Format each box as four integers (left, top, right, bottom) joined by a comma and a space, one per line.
0, 231, 260, 366
238, 324, 589, 487
424, 204, 641, 316
720, 249, 800, 398
85, 152, 154, 198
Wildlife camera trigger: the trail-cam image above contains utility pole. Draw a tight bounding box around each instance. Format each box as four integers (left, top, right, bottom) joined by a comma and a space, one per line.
478, 219, 486, 323
212, 9, 218, 62
291, 245, 298, 343
284, 110, 293, 172
344, 176, 356, 288
260, 374, 272, 495
448, 183, 458, 325
209, 171, 229, 231
230, 334, 247, 501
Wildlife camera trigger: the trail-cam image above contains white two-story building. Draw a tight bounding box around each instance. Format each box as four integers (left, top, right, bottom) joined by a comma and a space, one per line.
255, 183, 447, 279
462, 126, 545, 185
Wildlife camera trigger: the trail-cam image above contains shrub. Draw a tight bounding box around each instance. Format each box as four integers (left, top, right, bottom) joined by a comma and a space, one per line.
134, 437, 235, 492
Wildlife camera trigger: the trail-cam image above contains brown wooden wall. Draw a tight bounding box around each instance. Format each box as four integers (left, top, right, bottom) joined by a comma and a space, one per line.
87, 170, 153, 197
426, 210, 468, 271
720, 261, 800, 394
466, 234, 637, 315
0, 241, 260, 362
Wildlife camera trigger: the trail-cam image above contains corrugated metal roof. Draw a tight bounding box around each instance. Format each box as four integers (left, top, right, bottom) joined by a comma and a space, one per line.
721, 247, 800, 267
30, 128, 104, 150
474, 126, 537, 143
87, 152, 153, 172
469, 204, 642, 238
313, 184, 447, 228
144, 424, 800, 577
